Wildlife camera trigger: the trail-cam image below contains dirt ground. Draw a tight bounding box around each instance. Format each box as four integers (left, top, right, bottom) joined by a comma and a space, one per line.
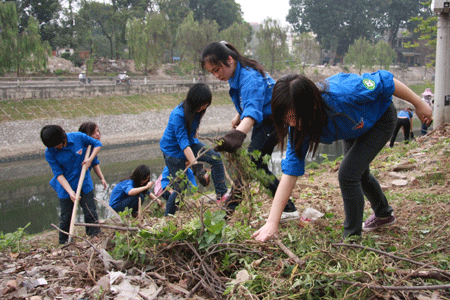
1, 123, 449, 299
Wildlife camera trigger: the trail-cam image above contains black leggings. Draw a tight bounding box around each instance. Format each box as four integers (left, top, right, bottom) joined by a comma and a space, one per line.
339, 103, 396, 237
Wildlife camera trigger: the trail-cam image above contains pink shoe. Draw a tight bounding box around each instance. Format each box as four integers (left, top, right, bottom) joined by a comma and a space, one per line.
217, 193, 229, 205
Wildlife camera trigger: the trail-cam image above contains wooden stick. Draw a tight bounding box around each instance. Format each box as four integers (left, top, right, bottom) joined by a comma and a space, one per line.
68, 145, 92, 243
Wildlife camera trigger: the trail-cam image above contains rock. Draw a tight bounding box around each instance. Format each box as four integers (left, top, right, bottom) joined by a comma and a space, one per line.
392, 179, 408, 186
388, 172, 407, 179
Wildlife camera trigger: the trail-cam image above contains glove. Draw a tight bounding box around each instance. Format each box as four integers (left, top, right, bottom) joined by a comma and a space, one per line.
214, 129, 247, 153
191, 163, 210, 187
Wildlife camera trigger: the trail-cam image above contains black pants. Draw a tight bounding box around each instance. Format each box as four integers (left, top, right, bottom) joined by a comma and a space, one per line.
389, 117, 411, 147
226, 119, 297, 213
340, 104, 396, 237
59, 190, 100, 244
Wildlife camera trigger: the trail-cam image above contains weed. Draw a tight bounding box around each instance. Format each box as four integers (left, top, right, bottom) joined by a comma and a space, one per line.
0, 223, 31, 252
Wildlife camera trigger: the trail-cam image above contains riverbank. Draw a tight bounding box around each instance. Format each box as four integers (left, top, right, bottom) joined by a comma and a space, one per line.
0, 104, 236, 162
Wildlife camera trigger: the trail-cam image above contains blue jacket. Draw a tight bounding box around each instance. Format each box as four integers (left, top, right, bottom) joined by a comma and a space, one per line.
109, 179, 136, 209
228, 61, 274, 124
46, 132, 102, 199
397, 110, 413, 119
161, 166, 197, 190
282, 70, 395, 176
160, 104, 201, 158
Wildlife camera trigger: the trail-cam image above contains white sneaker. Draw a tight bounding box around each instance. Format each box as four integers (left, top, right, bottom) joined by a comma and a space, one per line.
280, 210, 300, 223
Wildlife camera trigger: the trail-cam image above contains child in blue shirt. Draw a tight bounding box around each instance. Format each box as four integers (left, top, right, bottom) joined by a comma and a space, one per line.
41, 125, 102, 244
160, 83, 228, 216
109, 165, 154, 216
252, 71, 433, 241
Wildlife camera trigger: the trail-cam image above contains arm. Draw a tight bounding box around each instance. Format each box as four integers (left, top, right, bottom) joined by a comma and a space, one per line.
128, 180, 154, 196
82, 146, 101, 168
57, 175, 77, 202
252, 174, 298, 242
231, 113, 241, 129
183, 146, 197, 165
235, 116, 255, 135
393, 79, 432, 126
93, 164, 107, 190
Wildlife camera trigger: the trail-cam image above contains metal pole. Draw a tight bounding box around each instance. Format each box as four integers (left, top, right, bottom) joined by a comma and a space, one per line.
433, 12, 450, 126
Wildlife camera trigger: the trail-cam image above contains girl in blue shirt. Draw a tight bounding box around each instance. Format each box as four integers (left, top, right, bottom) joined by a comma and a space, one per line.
252, 71, 433, 241
109, 165, 154, 215
201, 41, 298, 221
389, 107, 414, 147
159, 83, 228, 216
79, 122, 107, 190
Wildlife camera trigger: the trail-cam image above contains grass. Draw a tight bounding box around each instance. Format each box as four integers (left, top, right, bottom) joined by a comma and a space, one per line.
0, 90, 232, 122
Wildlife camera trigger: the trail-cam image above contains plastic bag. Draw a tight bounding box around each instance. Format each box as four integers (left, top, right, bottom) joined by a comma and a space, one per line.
300, 207, 324, 223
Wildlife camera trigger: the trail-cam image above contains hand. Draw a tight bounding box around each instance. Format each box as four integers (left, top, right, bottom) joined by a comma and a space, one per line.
252, 221, 279, 242
101, 179, 107, 190
191, 163, 210, 187
82, 158, 93, 169
214, 129, 246, 153
145, 181, 154, 189
416, 101, 433, 127
68, 190, 77, 203
231, 115, 241, 129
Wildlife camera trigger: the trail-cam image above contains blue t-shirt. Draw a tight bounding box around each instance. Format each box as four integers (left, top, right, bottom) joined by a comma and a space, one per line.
228, 61, 274, 124
109, 179, 135, 209
46, 132, 102, 199
161, 166, 197, 190
397, 110, 413, 119
282, 70, 395, 177
159, 104, 201, 158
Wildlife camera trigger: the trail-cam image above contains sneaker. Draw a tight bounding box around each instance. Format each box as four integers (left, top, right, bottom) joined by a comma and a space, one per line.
217, 193, 229, 205
280, 210, 300, 223
362, 213, 396, 232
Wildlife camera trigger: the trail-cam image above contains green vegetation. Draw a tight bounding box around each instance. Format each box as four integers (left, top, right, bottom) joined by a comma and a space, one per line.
0, 90, 231, 122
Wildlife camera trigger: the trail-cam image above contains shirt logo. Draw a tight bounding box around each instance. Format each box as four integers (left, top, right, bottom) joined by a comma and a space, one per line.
353, 118, 364, 130
363, 79, 376, 90
76, 148, 83, 155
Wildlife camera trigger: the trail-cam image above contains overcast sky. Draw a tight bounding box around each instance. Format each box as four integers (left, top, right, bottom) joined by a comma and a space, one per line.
234, 0, 290, 25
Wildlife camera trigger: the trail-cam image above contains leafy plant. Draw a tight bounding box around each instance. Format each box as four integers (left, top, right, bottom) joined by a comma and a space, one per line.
0, 223, 30, 252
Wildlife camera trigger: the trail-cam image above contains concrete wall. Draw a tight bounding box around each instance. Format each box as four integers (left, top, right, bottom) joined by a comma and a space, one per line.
0, 82, 229, 101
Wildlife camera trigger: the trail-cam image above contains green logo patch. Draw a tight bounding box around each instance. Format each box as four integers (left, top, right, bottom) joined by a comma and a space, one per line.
363, 79, 376, 90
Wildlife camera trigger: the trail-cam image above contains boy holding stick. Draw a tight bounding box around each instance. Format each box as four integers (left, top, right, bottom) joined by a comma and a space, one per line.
40, 125, 102, 244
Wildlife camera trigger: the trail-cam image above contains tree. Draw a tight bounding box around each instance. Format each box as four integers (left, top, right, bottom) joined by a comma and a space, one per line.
287, 0, 378, 63
189, 0, 243, 30
255, 18, 288, 74
156, 0, 191, 61
405, 1, 436, 69
344, 37, 375, 74
126, 13, 171, 73
0, 2, 49, 76
291, 32, 321, 70
175, 12, 218, 74
219, 22, 252, 54
373, 40, 396, 70
373, 0, 422, 48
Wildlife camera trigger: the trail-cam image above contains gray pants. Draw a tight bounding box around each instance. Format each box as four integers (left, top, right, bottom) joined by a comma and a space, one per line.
339, 103, 396, 237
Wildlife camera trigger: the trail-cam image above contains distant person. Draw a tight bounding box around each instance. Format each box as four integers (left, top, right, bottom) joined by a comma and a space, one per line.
109, 165, 154, 216
252, 71, 433, 242
389, 107, 414, 148
40, 125, 102, 244
421, 88, 434, 136
201, 41, 298, 221
78, 122, 107, 190
79, 71, 86, 85
159, 83, 228, 216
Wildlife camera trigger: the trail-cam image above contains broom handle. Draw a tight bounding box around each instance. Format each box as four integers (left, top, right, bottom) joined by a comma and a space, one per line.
68, 145, 92, 243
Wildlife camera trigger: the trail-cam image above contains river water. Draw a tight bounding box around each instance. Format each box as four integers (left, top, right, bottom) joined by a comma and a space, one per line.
0, 140, 344, 235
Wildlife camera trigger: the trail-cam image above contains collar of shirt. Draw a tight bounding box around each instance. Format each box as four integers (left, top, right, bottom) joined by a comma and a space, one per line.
228, 61, 242, 90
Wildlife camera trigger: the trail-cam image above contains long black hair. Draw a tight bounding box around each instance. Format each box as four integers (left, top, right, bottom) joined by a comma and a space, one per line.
271, 74, 329, 159
201, 41, 266, 77
128, 165, 151, 188
183, 83, 212, 136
